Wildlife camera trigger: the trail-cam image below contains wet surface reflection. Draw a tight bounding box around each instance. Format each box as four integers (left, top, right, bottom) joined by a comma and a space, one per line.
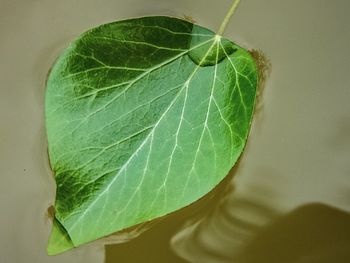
170, 163, 280, 263
172, 201, 350, 263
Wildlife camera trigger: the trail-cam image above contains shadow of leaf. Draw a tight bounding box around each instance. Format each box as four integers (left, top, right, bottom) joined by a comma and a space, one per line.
172, 203, 350, 263
236, 203, 350, 263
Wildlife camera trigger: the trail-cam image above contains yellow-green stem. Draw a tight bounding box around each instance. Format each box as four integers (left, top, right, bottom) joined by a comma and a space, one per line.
217, 0, 241, 36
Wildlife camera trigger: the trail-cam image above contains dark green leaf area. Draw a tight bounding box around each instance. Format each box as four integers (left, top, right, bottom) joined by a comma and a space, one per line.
45, 16, 257, 254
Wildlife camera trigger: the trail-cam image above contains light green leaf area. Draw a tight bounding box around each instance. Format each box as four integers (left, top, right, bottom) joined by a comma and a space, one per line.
46, 16, 257, 254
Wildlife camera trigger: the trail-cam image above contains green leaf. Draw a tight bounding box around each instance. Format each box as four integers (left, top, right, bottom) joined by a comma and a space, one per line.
45, 16, 257, 254
47, 218, 74, 255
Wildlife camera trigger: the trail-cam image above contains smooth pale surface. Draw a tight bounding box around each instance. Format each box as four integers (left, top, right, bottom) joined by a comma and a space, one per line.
45, 16, 256, 253
1, 0, 350, 263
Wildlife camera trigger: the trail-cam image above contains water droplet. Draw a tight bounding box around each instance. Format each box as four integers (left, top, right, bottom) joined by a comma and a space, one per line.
188, 27, 238, 67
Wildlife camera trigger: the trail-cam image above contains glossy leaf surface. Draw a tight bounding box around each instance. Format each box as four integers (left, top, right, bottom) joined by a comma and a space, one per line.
45, 16, 257, 254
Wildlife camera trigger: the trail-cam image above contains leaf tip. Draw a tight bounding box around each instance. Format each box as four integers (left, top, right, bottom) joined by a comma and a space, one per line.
47, 218, 75, 256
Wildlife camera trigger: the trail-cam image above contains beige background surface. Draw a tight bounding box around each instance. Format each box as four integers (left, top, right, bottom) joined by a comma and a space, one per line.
0, 0, 349, 262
